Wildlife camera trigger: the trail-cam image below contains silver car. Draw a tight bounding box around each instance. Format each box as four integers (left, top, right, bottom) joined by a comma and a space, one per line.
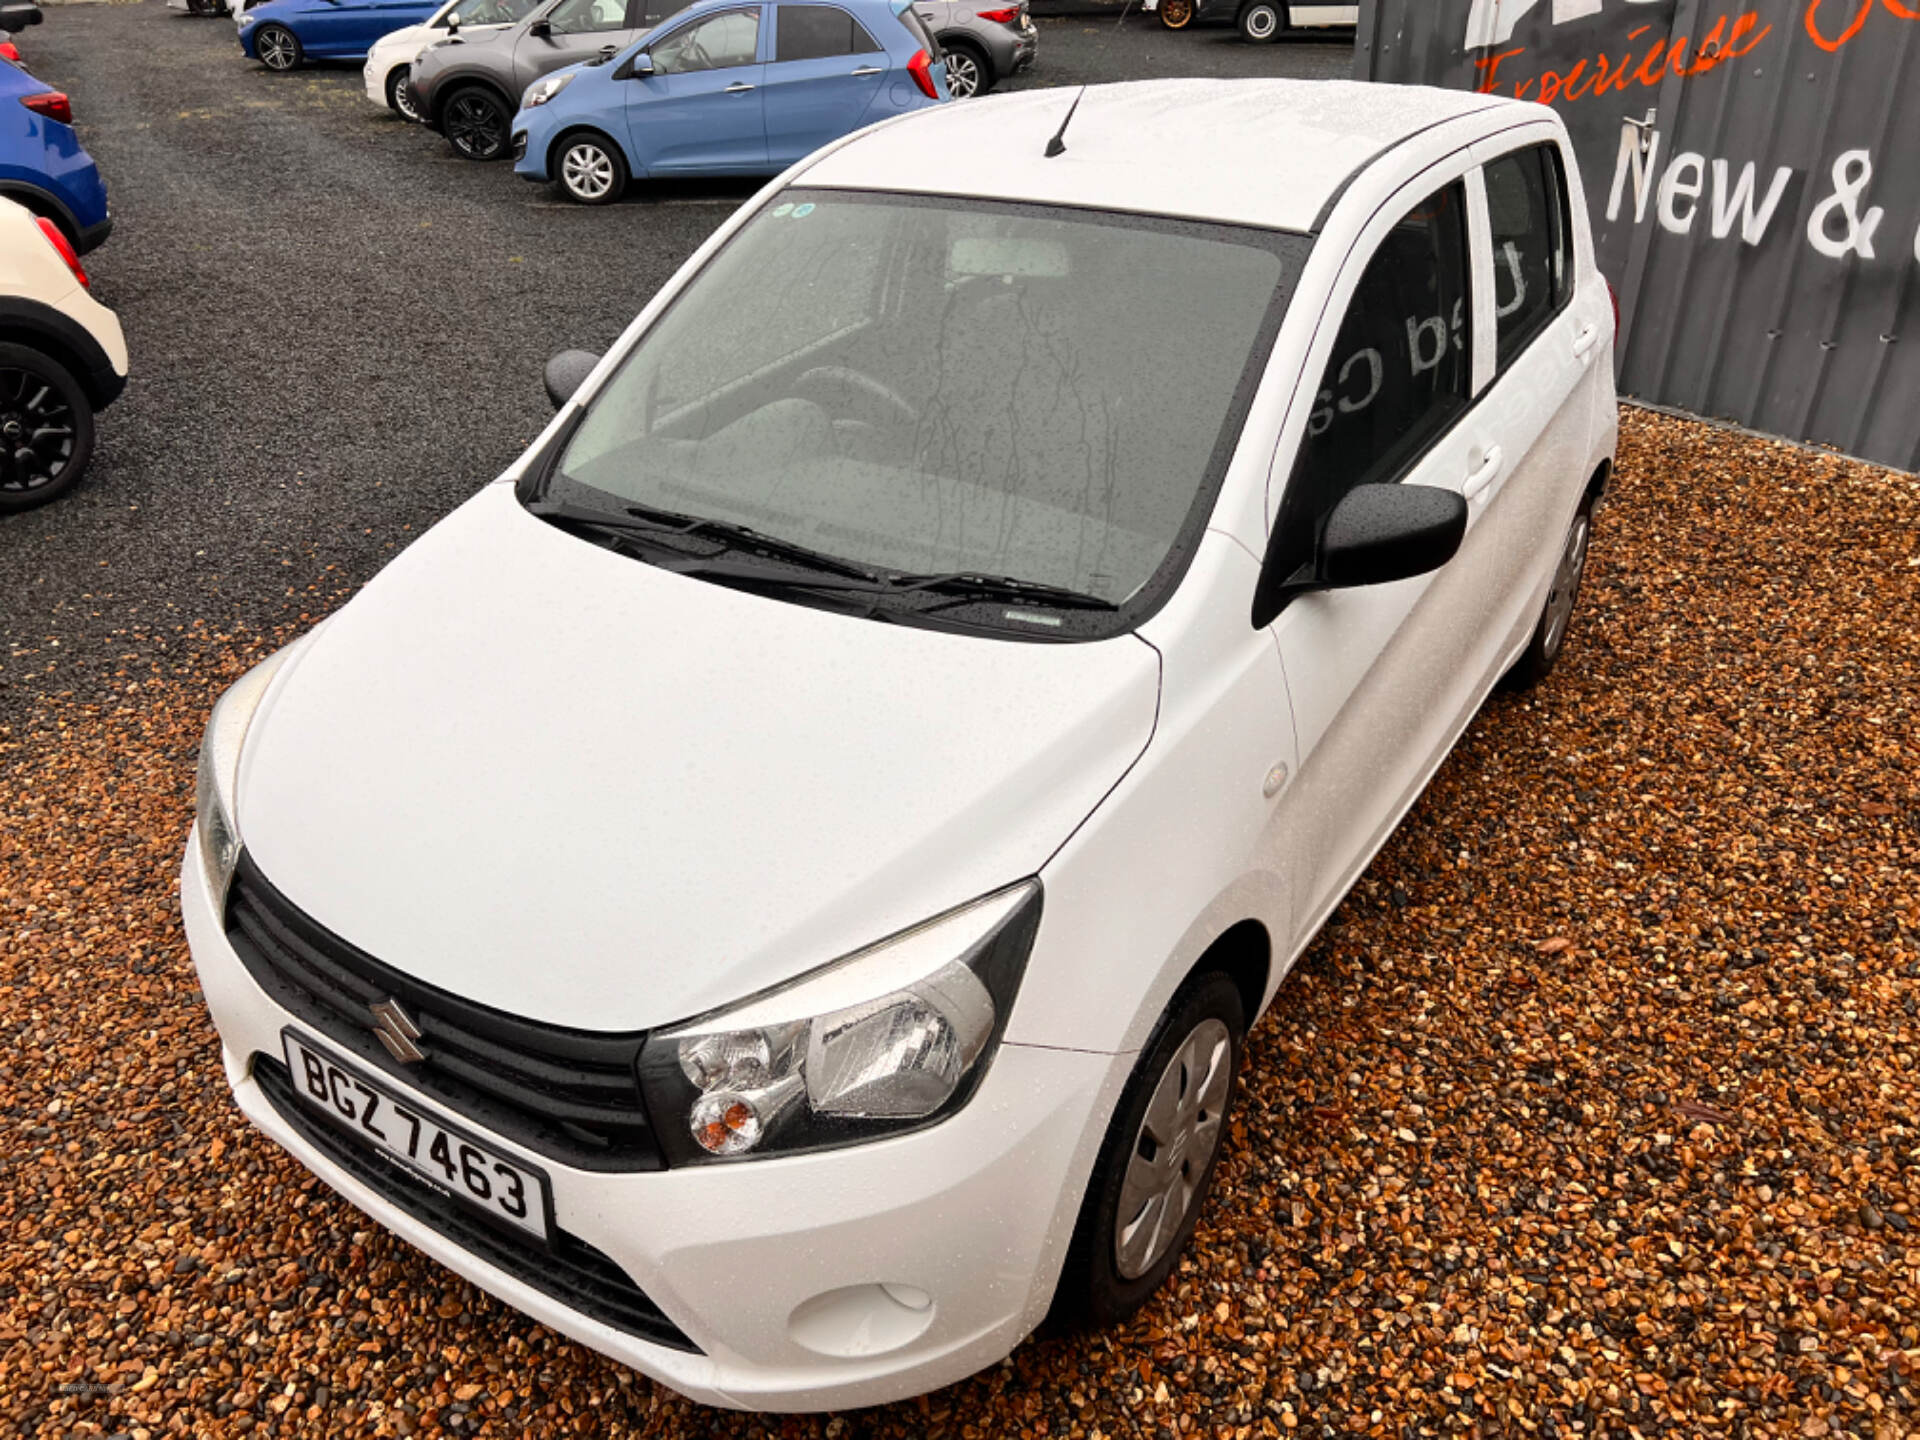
911, 0, 1033, 98
410, 0, 685, 159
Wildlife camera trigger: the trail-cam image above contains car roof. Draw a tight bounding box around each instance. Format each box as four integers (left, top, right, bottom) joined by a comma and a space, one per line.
801, 79, 1518, 233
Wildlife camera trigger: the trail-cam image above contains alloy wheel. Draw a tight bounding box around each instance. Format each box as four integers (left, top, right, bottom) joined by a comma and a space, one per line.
392, 74, 422, 123
1159, 0, 1194, 27
560, 141, 616, 202
257, 25, 298, 69
1540, 509, 1591, 660
0, 365, 79, 502
944, 49, 982, 98
445, 93, 506, 159
1113, 1017, 1232, 1280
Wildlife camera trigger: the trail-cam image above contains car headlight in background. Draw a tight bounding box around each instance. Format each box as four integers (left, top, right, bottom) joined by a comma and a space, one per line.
194, 643, 300, 912
525, 71, 573, 106
638, 881, 1043, 1162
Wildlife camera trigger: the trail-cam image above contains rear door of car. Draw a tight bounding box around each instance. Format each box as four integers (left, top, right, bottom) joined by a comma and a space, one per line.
623, 5, 768, 174
1467, 125, 1609, 661
1260, 150, 1510, 948
761, 2, 887, 167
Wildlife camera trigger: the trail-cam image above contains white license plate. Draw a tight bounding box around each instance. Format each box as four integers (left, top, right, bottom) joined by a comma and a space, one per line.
280, 1030, 551, 1242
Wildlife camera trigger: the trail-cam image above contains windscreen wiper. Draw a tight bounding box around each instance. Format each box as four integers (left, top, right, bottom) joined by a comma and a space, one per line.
527, 498, 881, 583
893, 572, 1120, 613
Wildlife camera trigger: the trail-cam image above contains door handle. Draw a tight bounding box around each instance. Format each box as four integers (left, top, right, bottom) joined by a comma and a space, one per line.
723, 81, 755, 92
1571, 321, 1599, 358
1463, 445, 1503, 500
850, 64, 883, 74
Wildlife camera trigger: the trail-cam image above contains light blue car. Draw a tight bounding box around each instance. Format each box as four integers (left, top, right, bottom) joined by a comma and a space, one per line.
510, 0, 946, 203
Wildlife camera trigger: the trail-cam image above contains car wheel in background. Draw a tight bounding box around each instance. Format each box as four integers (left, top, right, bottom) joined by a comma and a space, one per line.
553, 131, 628, 205
386, 68, 422, 122
1505, 494, 1596, 691
1158, 0, 1194, 27
443, 86, 512, 160
0, 343, 96, 514
1054, 971, 1244, 1327
1236, 0, 1283, 40
940, 38, 990, 98
254, 23, 303, 70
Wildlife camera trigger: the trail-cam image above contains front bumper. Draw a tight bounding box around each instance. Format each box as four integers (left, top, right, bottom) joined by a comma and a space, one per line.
181, 830, 1122, 1411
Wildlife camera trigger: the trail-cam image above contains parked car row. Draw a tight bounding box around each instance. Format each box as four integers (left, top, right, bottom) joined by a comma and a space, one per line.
175, 0, 1035, 205
1145, 0, 1353, 44
1, 2, 126, 512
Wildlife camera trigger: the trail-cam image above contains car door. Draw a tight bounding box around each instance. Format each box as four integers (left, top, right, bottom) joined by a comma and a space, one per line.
623, 6, 767, 174
761, 3, 886, 167
512, 0, 638, 92
1261, 164, 1512, 948
1469, 129, 1609, 659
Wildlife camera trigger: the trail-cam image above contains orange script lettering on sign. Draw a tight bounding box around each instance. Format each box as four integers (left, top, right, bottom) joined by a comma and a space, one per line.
1804, 0, 1920, 52
1473, 10, 1771, 102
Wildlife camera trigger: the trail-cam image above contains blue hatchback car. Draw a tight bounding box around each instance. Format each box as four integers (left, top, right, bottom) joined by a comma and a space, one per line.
510, 0, 946, 203
239, 0, 441, 71
0, 59, 110, 253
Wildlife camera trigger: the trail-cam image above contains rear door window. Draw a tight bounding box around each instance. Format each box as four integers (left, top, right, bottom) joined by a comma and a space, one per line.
775, 4, 880, 59
1482, 142, 1572, 371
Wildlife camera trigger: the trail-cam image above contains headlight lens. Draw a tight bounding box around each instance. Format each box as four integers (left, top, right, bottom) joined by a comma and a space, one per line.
193, 642, 301, 912
639, 881, 1042, 1163
526, 71, 572, 106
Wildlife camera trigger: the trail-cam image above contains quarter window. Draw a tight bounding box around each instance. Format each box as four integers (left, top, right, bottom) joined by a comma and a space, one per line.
1270, 180, 1472, 590
776, 3, 880, 59
1483, 142, 1571, 371
651, 6, 761, 69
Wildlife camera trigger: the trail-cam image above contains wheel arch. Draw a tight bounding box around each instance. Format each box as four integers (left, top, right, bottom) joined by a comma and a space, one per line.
936, 31, 992, 76
1185, 918, 1271, 1033
0, 297, 124, 408
1585, 457, 1610, 504
547, 124, 633, 182
431, 74, 515, 128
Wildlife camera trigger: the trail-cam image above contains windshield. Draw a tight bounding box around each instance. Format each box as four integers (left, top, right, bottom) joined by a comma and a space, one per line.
538, 190, 1304, 636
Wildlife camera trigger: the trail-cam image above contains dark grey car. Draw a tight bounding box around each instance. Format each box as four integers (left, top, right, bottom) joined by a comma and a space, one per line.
411, 0, 685, 159
911, 0, 1033, 98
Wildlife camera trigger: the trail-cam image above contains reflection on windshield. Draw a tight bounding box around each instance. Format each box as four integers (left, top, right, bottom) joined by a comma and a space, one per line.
552, 192, 1296, 612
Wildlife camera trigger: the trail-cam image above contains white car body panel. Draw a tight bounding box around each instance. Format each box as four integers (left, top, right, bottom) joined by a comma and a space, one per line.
184, 79, 1617, 1412
362, 0, 517, 107
0, 197, 127, 376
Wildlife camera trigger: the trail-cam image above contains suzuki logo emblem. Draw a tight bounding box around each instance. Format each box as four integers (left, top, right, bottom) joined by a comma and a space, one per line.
369, 998, 426, 1064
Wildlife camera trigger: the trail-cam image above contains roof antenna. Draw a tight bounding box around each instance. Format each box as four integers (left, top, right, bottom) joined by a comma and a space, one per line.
1044, 86, 1086, 158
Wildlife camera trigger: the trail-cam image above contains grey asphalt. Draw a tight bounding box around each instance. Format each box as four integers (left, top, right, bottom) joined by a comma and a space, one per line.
0, 0, 1350, 729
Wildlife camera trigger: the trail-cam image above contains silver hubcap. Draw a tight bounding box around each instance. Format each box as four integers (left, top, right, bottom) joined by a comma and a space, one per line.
562, 143, 615, 200
1246, 6, 1276, 36
946, 53, 980, 97
1541, 510, 1590, 659
261, 29, 295, 67
1114, 1018, 1232, 1280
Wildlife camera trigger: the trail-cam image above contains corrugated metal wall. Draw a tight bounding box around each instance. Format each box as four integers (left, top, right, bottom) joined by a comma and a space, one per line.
1354, 0, 1920, 473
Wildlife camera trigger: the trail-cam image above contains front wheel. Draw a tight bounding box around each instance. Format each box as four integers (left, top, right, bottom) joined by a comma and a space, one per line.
0, 342, 97, 513
940, 39, 990, 98
553, 132, 628, 205
1158, 0, 1194, 27
1054, 972, 1244, 1328
442, 86, 511, 161
254, 22, 303, 70
1505, 494, 1596, 690
386, 67, 422, 123
1236, 0, 1284, 40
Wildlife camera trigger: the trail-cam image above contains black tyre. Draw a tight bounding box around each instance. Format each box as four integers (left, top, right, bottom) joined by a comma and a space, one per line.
0, 342, 97, 513
1055, 971, 1244, 1328
442, 86, 512, 161
552, 130, 628, 205
1157, 0, 1194, 27
386, 67, 422, 123
1505, 494, 1596, 691
940, 38, 991, 98
1236, 0, 1284, 40
254, 22, 303, 70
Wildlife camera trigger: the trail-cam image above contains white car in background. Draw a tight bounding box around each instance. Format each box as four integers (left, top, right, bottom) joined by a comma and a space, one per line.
362, 0, 540, 121
183, 78, 1616, 1411
0, 195, 126, 510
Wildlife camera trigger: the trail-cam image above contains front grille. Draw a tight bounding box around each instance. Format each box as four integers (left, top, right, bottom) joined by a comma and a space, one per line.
255, 1056, 698, 1353
226, 854, 663, 1171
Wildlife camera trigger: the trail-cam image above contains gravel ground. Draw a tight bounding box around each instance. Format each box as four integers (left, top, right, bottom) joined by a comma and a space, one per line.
0, 0, 1347, 733
4, 410, 1918, 1439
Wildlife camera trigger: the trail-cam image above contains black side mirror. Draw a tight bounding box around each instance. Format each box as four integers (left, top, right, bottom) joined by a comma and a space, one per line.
528, 16, 551, 35
543, 349, 602, 409
0, 3, 43, 32
1250, 482, 1467, 627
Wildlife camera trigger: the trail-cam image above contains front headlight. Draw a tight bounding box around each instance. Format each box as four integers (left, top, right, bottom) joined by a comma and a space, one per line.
638, 881, 1042, 1163
525, 70, 573, 106
193, 643, 300, 913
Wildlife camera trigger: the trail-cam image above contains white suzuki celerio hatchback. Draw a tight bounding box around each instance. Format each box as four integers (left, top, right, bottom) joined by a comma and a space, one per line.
183, 78, 1617, 1412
